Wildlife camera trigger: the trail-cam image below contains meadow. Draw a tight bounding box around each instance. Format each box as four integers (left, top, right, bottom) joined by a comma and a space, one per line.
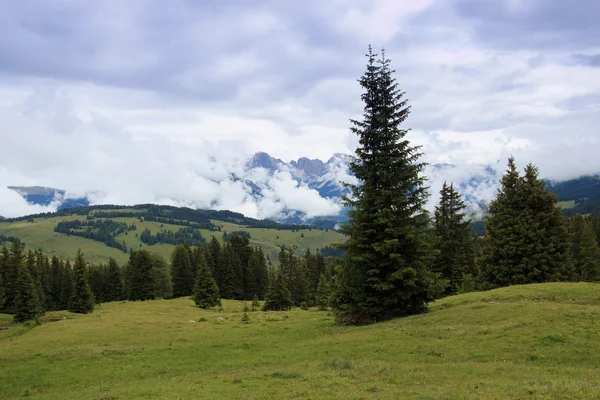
1, 282, 599, 399
0, 214, 345, 265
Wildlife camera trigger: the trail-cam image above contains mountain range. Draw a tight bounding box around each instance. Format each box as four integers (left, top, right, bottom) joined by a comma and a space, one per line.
6, 152, 600, 224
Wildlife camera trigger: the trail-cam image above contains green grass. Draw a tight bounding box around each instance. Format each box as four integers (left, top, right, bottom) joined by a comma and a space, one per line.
1, 282, 599, 399
557, 200, 576, 210
0, 213, 345, 265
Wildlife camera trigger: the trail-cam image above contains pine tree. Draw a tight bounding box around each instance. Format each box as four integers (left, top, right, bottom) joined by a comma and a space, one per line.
40, 256, 53, 311
570, 214, 600, 281
262, 268, 293, 311
207, 236, 222, 277
334, 47, 435, 324
316, 273, 333, 311
2, 240, 24, 313
105, 258, 124, 302
192, 252, 220, 308
482, 159, 571, 286
69, 250, 95, 314
150, 252, 173, 299
59, 260, 73, 310
49, 256, 62, 311
217, 243, 243, 299
127, 250, 155, 301
432, 182, 475, 295
171, 244, 195, 298
0, 246, 8, 310
13, 261, 43, 322
26, 250, 44, 312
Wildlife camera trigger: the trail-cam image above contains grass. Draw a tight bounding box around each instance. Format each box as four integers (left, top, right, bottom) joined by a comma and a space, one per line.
557, 200, 576, 210
1, 282, 600, 399
0, 213, 345, 265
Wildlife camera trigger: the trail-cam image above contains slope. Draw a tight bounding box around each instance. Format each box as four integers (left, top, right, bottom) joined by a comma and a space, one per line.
1, 282, 599, 399
0, 205, 345, 264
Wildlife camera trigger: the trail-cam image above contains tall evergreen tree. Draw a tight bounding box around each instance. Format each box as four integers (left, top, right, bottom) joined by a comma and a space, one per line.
150, 252, 173, 299
570, 214, 600, 281
49, 256, 63, 311
0, 245, 8, 310
14, 261, 43, 322
69, 250, 95, 314
40, 255, 53, 311
59, 260, 73, 310
207, 236, 221, 277
481, 159, 571, 286
2, 240, 24, 313
262, 268, 293, 311
432, 182, 475, 295
334, 47, 436, 324
127, 250, 155, 301
171, 244, 195, 298
192, 252, 220, 308
248, 247, 269, 300
105, 258, 124, 302
217, 243, 242, 299
316, 273, 333, 311
26, 250, 45, 311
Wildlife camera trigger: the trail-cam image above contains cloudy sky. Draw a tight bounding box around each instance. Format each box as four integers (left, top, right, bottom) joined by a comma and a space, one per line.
1, 0, 599, 219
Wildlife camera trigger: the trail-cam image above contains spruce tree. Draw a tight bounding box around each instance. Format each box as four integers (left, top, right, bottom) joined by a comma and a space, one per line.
192, 252, 220, 308
570, 214, 600, 281
151, 252, 173, 299
105, 258, 124, 302
316, 273, 333, 311
0, 246, 8, 310
481, 159, 571, 286
127, 250, 155, 301
40, 256, 53, 311
171, 244, 195, 298
217, 243, 242, 299
262, 268, 293, 311
2, 240, 24, 313
69, 250, 95, 314
432, 182, 475, 295
334, 47, 435, 324
207, 236, 222, 277
14, 261, 43, 323
49, 256, 63, 311
26, 250, 44, 312
59, 260, 73, 310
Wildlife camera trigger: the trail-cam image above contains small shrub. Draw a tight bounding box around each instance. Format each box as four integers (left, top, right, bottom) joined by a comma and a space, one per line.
241, 312, 250, 323
300, 302, 309, 310
251, 295, 260, 311
243, 302, 250, 313
198, 317, 208, 322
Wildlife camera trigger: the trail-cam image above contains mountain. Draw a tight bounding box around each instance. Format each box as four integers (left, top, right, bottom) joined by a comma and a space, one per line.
6, 153, 600, 224
7, 186, 89, 210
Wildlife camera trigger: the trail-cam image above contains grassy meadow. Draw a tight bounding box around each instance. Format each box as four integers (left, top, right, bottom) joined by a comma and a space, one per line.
1, 282, 599, 399
0, 214, 346, 265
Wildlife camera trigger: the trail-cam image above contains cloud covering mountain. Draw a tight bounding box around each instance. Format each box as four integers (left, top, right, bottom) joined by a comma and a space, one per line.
1, 0, 600, 218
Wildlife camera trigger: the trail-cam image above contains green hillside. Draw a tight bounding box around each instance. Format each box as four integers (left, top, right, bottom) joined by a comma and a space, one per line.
1, 283, 599, 399
0, 205, 345, 264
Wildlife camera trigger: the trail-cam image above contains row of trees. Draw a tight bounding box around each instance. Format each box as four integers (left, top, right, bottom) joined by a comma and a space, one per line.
0, 241, 94, 322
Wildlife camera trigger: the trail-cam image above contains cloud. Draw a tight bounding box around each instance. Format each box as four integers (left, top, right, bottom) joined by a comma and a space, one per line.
1, 0, 599, 219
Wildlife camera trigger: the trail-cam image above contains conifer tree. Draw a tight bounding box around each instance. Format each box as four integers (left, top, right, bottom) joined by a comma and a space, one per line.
316, 273, 333, 311
192, 252, 220, 308
14, 261, 43, 322
481, 159, 571, 286
150, 252, 173, 299
217, 243, 242, 299
2, 240, 24, 313
207, 236, 221, 277
433, 182, 475, 295
334, 47, 436, 324
262, 268, 293, 311
0, 245, 8, 310
127, 249, 155, 301
49, 256, 63, 311
40, 256, 53, 311
69, 250, 95, 314
249, 247, 269, 300
59, 260, 73, 310
570, 214, 600, 281
171, 244, 195, 298
105, 258, 124, 302
26, 250, 44, 311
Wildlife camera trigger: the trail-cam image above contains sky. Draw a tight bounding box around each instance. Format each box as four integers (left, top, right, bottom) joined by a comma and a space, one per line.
1, 0, 599, 219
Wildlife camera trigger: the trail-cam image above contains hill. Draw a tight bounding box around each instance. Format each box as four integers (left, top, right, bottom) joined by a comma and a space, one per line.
0, 205, 346, 264
1, 282, 599, 399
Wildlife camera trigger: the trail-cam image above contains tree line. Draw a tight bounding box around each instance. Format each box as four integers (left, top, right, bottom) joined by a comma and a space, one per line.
54, 219, 136, 253
0, 232, 338, 322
